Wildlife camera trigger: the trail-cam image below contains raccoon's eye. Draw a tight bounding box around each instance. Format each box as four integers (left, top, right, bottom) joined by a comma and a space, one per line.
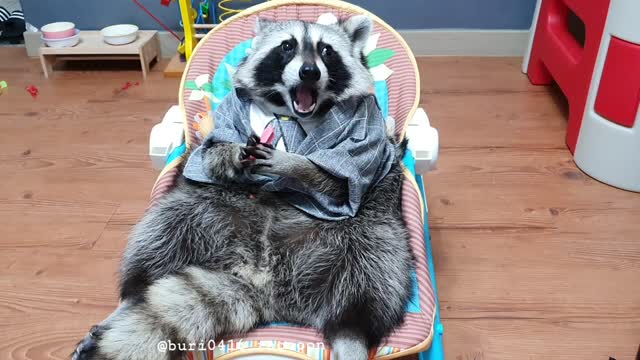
281, 40, 295, 52
320, 45, 334, 58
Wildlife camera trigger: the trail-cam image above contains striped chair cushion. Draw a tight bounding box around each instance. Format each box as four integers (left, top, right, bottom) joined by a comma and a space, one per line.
149, 1, 434, 358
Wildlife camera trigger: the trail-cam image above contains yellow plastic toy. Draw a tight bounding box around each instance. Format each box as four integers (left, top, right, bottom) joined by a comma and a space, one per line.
178, 0, 268, 60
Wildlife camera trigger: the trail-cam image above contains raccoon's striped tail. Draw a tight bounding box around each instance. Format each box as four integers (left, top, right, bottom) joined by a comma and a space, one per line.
329, 329, 370, 360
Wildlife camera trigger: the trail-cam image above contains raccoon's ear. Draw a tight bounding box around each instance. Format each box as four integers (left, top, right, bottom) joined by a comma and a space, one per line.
255, 17, 276, 34
340, 15, 373, 52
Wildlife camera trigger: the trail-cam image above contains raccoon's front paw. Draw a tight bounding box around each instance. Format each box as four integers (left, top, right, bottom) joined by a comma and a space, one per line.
239, 134, 273, 165
244, 144, 298, 177
238, 135, 258, 165
245, 134, 262, 149
71, 325, 108, 360
202, 142, 249, 181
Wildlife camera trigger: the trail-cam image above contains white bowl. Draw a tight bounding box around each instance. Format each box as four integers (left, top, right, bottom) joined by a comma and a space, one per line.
41, 29, 80, 48
101, 24, 139, 45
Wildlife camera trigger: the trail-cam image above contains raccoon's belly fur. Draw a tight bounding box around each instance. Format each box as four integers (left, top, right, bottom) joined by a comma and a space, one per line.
72, 162, 414, 360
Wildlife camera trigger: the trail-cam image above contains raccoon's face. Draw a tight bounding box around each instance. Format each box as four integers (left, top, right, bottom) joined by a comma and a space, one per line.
234, 16, 373, 119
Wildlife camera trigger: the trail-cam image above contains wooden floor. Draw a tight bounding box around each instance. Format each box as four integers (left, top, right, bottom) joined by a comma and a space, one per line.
0, 48, 638, 359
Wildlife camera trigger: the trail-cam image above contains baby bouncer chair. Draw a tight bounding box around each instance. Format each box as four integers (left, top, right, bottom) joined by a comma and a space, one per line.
149, 0, 443, 359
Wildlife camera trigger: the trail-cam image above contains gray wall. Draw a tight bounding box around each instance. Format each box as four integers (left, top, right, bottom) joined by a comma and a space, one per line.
21, 0, 182, 31
21, 0, 537, 30
350, 0, 537, 30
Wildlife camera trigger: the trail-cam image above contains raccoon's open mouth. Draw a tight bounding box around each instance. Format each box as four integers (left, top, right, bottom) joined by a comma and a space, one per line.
291, 85, 318, 117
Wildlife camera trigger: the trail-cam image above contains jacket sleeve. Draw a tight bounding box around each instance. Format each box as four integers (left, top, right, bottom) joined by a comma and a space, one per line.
182, 90, 251, 183
298, 96, 396, 219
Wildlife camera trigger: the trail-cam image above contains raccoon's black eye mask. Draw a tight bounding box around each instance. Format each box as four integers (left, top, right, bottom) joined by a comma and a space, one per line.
253, 37, 298, 88
281, 40, 295, 52
319, 44, 335, 58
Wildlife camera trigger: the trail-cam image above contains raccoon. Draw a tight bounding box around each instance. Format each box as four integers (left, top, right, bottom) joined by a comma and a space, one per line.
72, 16, 415, 360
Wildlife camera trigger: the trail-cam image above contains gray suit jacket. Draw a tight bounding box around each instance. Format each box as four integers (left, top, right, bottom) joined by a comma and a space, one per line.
183, 89, 395, 220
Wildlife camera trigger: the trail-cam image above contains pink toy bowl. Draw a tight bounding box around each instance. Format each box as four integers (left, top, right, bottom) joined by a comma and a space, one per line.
41, 29, 80, 48
41, 22, 76, 39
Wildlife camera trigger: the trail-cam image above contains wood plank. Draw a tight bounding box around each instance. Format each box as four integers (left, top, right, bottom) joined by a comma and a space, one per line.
54, 55, 140, 61
425, 147, 640, 232
0, 315, 115, 360
420, 91, 568, 149
431, 228, 640, 310
0, 198, 117, 249
442, 318, 638, 360
418, 57, 548, 95
164, 53, 187, 78
91, 201, 149, 252
0, 248, 120, 288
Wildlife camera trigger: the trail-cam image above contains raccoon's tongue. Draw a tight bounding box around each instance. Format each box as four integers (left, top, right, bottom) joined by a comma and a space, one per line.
294, 86, 316, 113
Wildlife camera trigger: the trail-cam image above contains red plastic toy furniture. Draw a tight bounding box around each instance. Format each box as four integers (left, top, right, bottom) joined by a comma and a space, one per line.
524, 0, 610, 153
523, 0, 640, 192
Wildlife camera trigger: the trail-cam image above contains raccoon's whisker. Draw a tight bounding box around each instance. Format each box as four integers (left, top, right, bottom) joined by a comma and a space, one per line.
261, 90, 281, 97
251, 88, 281, 98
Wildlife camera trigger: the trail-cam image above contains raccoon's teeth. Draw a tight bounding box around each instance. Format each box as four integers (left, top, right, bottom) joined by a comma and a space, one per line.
294, 100, 316, 114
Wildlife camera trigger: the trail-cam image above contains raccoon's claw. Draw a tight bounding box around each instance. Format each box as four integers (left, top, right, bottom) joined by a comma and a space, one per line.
243, 145, 295, 176
237, 135, 261, 166
239, 147, 250, 160
239, 145, 257, 169
71, 325, 105, 360
239, 157, 255, 167
245, 144, 273, 160
246, 134, 261, 148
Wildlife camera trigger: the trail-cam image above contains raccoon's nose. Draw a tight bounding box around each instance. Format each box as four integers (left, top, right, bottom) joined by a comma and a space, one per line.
299, 63, 321, 83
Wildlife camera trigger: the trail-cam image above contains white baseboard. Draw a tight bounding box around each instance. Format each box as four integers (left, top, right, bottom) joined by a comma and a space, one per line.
25, 29, 529, 58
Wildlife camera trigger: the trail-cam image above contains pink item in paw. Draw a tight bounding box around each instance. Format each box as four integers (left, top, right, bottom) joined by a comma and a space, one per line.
260, 125, 275, 145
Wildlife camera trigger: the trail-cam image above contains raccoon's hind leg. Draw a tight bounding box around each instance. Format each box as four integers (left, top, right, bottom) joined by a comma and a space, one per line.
72, 266, 265, 360
282, 164, 413, 359
118, 182, 257, 300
